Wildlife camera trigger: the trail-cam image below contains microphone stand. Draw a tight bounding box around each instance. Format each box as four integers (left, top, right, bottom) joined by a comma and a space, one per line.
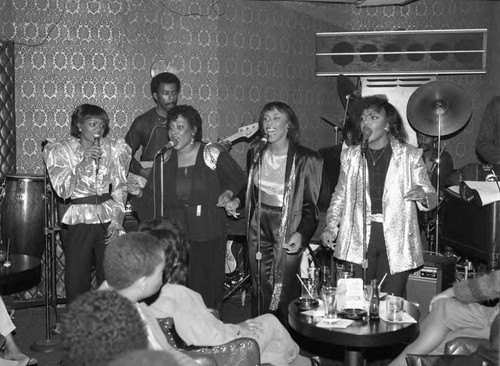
256, 155, 263, 316
361, 142, 368, 285
31, 162, 60, 353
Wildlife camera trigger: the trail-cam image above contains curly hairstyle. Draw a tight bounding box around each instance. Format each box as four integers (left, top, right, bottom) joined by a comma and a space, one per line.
166, 105, 203, 142
258, 101, 300, 144
139, 218, 189, 285
104, 232, 164, 290
61, 290, 148, 366
358, 95, 408, 143
70, 103, 110, 139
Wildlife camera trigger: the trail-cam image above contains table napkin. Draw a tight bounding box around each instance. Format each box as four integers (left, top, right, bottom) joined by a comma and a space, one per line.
379, 300, 417, 323
316, 318, 355, 328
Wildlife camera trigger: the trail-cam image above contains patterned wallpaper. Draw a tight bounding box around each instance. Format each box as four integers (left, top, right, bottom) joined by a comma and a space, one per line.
0, 0, 498, 173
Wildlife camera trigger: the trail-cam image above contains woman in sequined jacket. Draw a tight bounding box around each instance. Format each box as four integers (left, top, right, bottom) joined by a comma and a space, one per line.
225, 101, 323, 324
44, 104, 131, 304
321, 96, 436, 296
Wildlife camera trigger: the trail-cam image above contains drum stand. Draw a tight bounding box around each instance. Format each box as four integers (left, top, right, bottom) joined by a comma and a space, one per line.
31, 168, 60, 352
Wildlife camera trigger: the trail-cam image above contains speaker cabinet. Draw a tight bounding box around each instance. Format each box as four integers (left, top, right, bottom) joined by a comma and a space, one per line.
316, 29, 487, 76
406, 253, 456, 319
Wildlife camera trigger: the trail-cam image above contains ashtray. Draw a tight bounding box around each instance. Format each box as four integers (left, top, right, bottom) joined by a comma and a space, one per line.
338, 308, 367, 320
296, 297, 319, 311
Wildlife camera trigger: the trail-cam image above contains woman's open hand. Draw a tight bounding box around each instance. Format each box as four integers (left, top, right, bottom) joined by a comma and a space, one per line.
223, 198, 240, 218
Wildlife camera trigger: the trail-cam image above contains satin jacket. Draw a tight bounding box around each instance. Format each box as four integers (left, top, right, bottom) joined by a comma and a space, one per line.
242, 140, 323, 248
238, 140, 322, 307
325, 139, 436, 274
44, 137, 131, 232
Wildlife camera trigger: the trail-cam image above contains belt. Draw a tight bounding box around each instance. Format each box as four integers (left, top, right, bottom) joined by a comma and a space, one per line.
70, 193, 111, 205
370, 213, 383, 223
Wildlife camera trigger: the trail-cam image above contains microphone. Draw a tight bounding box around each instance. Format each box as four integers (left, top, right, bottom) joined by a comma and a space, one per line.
252, 136, 269, 165
362, 127, 372, 146
361, 127, 372, 157
94, 135, 101, 174
155, 138, 178, 157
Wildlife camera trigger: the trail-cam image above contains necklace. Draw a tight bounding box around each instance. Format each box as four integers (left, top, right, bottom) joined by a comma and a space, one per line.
368, 145, 388, 166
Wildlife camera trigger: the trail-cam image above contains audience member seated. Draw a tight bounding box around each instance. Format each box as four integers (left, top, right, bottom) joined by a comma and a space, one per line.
101, 232, 200, 366
0, 296, 37, 366
107, 350, 181, 366
389, 270, 499, 366
140, 218, 320, 366
60, 290, 148, 366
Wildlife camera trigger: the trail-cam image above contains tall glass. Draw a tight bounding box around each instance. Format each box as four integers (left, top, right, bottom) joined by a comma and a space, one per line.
321, 285, 337, 319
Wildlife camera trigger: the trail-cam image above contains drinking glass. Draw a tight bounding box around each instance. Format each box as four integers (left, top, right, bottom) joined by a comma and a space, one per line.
386, 294, 404, 322
307, 267, 320, 298
321, 285, 337, 319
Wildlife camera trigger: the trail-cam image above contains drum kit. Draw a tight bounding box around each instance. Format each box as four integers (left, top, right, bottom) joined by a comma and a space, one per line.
336, 75, 473, 253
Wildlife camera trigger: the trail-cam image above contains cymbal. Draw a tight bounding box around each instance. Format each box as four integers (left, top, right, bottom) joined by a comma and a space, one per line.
407, 81, 472, 137
337, 75, 360, 118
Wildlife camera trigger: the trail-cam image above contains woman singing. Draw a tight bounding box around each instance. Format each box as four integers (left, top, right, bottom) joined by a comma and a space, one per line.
44, 104, 131, 304
132, 105, 246, 312
321, 95, 437, 296
225, 101, 322, 323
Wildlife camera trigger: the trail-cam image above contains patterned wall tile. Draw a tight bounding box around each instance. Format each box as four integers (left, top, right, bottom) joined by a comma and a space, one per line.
0, 0, 497, 173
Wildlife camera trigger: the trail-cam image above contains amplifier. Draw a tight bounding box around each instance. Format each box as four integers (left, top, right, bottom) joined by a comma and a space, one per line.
406, 253, 456, 319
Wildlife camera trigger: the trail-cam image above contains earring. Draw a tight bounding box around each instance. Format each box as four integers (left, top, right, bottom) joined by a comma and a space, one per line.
287, 125, 291, 130
384, 127, 389, 132
191, 135, 194, 144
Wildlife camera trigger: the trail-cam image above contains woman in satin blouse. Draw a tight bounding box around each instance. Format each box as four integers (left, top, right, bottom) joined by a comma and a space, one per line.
321, 95, 436, 296
44, 104, 131, 303
225, 101, 322, 324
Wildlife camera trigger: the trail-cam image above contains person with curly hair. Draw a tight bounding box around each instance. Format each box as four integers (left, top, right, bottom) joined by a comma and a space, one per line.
60, 290, 148, 366
321, 95, 437, 296
144, 218, 318, 366
131, 105, 246, 313
138, 218, 189, 286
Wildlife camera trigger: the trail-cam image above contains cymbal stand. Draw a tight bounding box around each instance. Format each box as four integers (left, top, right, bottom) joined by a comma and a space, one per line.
434, 106, 443, 254
31, 167, 60, 352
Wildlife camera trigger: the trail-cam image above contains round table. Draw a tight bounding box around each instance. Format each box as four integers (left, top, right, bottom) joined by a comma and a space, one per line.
289, 299, 420, 366
0, 254, 41, 287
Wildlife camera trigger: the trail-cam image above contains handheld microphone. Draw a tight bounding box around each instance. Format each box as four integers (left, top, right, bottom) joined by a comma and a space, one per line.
94, 135, 101, 174
155, 138, 178, 157
252, 136, 269, 165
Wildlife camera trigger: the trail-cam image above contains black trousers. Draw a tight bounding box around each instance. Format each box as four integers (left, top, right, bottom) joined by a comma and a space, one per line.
248, 203, 301, 326
351, 222, 410, 297
63, 222, 108, 304
188, 235, 226, 313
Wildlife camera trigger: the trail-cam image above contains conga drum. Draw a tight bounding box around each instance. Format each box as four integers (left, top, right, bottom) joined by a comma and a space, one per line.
1, 174, 45, 259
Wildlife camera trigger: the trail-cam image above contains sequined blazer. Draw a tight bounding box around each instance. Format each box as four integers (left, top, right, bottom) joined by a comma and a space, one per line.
325, 139, 437, 274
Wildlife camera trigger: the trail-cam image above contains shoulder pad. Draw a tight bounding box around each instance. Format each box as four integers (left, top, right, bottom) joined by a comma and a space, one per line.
203, 143, 223, 170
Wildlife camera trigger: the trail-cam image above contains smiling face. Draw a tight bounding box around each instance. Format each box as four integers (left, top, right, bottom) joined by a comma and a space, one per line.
168, 115, 196, 151
261, 107, 290, 145
78, 117, 106, 146
360, 107, 390, 149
